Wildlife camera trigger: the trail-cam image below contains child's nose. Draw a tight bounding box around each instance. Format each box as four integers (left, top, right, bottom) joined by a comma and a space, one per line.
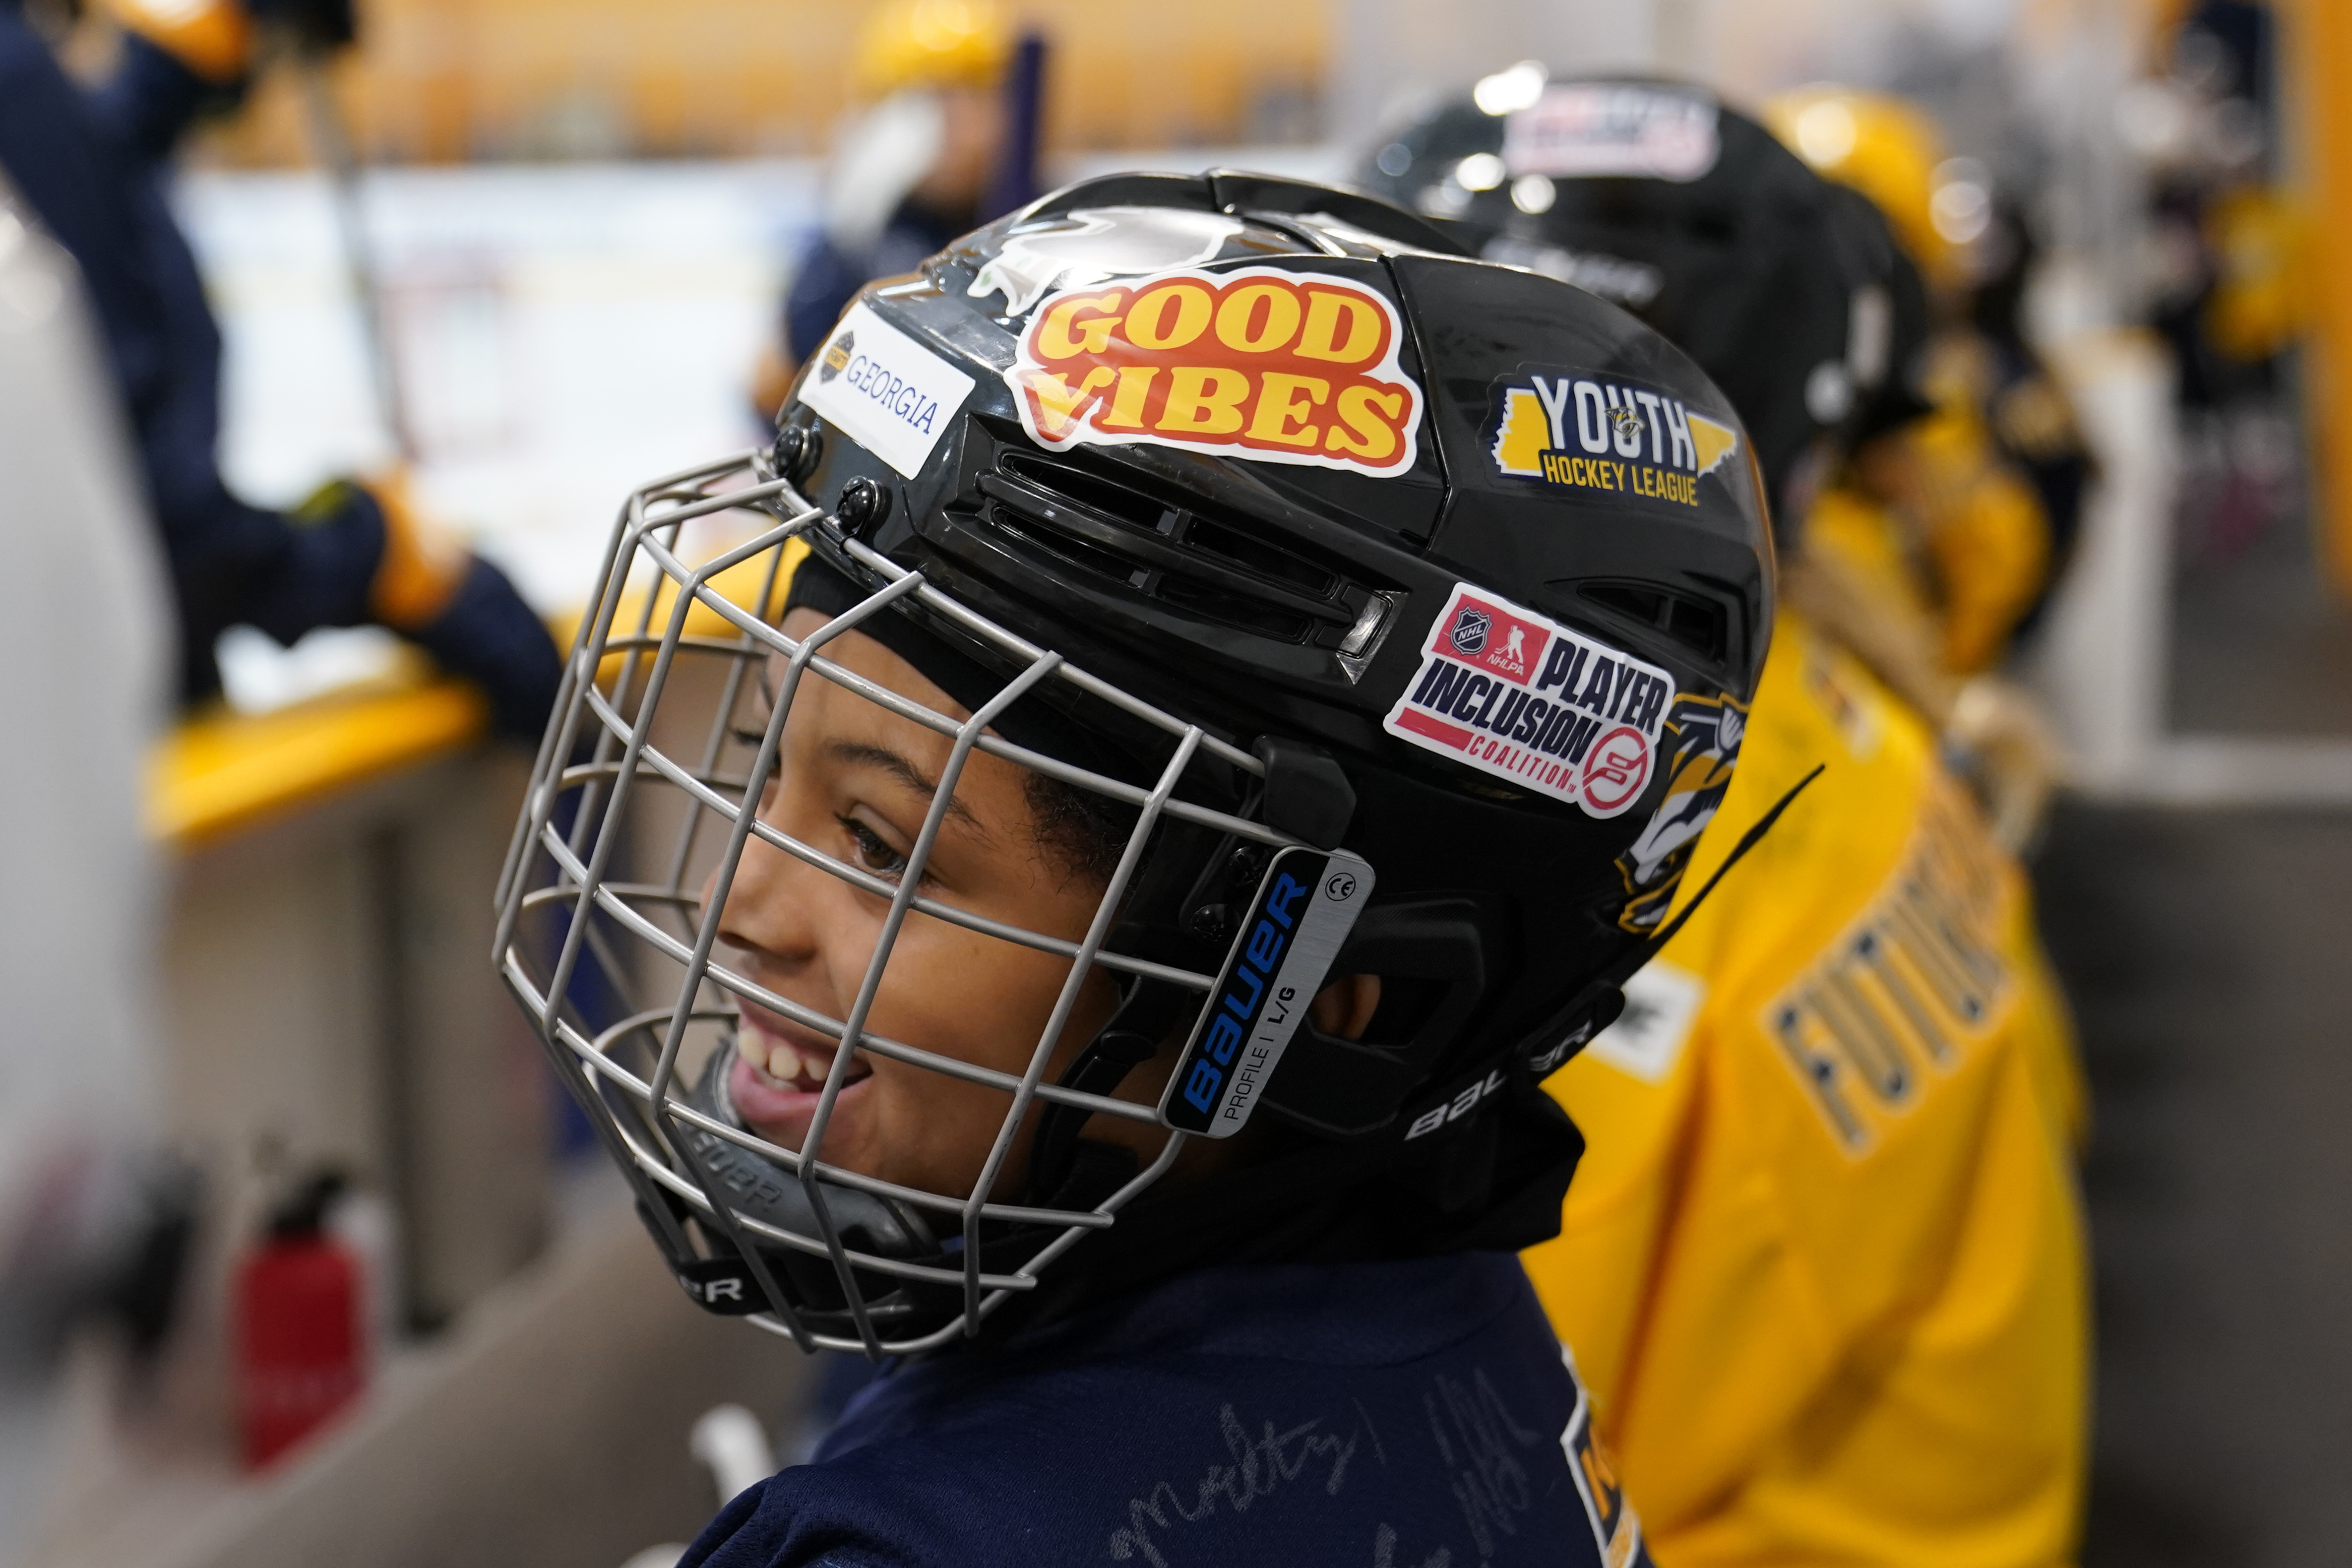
711, 831, 825, 969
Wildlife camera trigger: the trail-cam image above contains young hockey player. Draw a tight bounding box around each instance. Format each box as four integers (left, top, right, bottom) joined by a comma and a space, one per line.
1363, 77, 2090, 1566
1765, 85, 2092, 698
498, 172, 1784, 1565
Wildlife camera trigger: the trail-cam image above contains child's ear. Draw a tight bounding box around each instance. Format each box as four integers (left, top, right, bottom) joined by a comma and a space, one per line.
1308, 974, 1382, 1042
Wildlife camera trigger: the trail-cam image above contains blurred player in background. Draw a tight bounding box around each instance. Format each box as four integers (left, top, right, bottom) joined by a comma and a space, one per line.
0, 0, 561, 740
1365, 75, 2090, 1566
0, 171, 187, 1568
1766, 85, 2090, 747
2125, 1, 2301, 561
752, 0, 1046, 417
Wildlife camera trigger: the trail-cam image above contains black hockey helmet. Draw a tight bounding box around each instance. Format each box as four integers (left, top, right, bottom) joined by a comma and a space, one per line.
1359, 74, 1933, 531
495, 171, 1773, 1355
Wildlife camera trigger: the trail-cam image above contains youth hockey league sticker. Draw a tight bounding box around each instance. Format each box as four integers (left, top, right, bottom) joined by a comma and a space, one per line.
1491, 369, 1740, 505
1384, 584, 1677, 819
799, 301, 976, 479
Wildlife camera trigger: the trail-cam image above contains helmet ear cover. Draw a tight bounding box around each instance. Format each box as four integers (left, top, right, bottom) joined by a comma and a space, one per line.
1026, 734, 1365, 1187
1253, 898, 1489, 1139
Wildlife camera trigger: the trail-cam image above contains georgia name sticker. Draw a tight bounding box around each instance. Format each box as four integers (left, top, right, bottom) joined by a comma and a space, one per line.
1383, 583, 1677, 819
1003, 266, 1423, 477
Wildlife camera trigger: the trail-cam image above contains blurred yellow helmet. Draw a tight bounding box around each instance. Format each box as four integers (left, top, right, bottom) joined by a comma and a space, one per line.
1765, 85, 1964, 286
854, 0, 1013, 97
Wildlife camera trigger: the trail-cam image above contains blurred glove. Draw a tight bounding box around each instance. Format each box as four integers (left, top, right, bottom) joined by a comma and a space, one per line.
100, 0, 254, 84
286, 477, 563, 745
1943, 675, 2064, 856
103, 0, 356, 76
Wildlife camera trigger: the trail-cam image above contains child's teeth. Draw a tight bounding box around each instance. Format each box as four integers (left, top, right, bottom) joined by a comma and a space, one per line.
767, 1042, 802, 1083
735, 1032, 765, 1069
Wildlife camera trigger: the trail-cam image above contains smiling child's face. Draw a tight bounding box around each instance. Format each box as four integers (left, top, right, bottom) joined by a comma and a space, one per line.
710, 608, 1141, 1203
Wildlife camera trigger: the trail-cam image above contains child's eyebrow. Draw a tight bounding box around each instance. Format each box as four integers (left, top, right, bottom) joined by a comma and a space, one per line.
825, 739, 989, 838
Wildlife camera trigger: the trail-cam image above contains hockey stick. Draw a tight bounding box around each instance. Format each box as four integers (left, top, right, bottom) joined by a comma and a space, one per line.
293, 49, 415, 462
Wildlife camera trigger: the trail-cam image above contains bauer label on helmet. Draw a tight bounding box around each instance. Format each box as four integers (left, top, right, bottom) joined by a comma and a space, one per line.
1384, 583, 1677, 820
1159, 846, 1375, 1138
800, 300, 977, 478
1003, 266, 1422, 476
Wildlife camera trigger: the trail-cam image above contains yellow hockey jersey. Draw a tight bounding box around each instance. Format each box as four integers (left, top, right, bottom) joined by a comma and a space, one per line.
1524, 610, 2088, 1566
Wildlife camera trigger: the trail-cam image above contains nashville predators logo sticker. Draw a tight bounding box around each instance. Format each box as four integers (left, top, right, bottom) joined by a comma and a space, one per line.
1385, 583, 1676, 819
1490, 370, 1739, 506
1004, 266, 1422, 477
1617, 694, 1747, 934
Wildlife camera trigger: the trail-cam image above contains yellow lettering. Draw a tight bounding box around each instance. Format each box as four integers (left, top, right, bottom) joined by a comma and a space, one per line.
1248, 372, 1328, 446
1295, 289, 1384, 365
1025, 367, 1114, 434
1126, 283, 1211, 350
1158, 366, 1250, 433
1325, 384, 1404, 461
1213, 283, 1302, 354
1035, 292, 1125, 360
1100, 366, 1160, 429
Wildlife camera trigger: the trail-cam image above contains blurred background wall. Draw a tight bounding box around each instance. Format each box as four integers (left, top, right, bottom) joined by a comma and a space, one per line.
172, 0, 1329, 166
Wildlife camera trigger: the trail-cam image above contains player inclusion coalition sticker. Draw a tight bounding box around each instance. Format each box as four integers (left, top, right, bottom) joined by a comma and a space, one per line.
1002, 266, 1422, 477
1383, 583, 1677, 819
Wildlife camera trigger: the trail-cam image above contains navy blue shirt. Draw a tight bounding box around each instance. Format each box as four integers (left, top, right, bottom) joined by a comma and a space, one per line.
686, 1252, 1648, 1568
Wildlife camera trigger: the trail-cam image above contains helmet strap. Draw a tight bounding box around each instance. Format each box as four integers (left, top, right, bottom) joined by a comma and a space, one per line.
1025, 976, 1187, 1200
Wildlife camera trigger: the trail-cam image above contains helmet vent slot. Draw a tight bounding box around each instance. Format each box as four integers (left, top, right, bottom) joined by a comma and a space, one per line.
1574, 579, 1729, 665
978, 452, 1372, 647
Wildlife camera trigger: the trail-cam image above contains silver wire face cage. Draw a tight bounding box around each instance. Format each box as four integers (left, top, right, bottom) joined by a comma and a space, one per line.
491, 448, 1354, 1357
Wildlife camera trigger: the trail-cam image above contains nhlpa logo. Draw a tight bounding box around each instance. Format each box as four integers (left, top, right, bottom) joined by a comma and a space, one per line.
1450, 605, 1491, 655
1490, 369, 1740, 509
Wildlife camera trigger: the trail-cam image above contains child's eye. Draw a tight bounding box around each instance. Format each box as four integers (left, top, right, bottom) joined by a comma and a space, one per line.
838, 814, 909, 878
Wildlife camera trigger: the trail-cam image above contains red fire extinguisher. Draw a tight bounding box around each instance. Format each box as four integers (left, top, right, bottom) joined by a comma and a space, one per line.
234, 1171, 367, 1470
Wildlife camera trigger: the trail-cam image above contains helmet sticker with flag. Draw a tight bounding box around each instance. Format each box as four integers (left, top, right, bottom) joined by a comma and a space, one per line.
1489, 369, 1740, 507
799, 300, 978, 479
1504, 83, 1720, 182
1385, 583, 1677, 819
1003, 266, 1423, 477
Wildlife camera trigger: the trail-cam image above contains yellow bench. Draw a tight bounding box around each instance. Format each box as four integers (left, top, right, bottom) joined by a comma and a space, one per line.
146, 540, 804, 851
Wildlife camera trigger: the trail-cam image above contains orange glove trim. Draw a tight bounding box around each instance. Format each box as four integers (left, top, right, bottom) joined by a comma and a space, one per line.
103, 0, 254, 84
363, 475, 472, 631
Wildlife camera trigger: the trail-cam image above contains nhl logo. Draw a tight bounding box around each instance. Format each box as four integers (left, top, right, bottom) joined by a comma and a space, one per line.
1450, 606, 1491, 655
820, 332, 854, 383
